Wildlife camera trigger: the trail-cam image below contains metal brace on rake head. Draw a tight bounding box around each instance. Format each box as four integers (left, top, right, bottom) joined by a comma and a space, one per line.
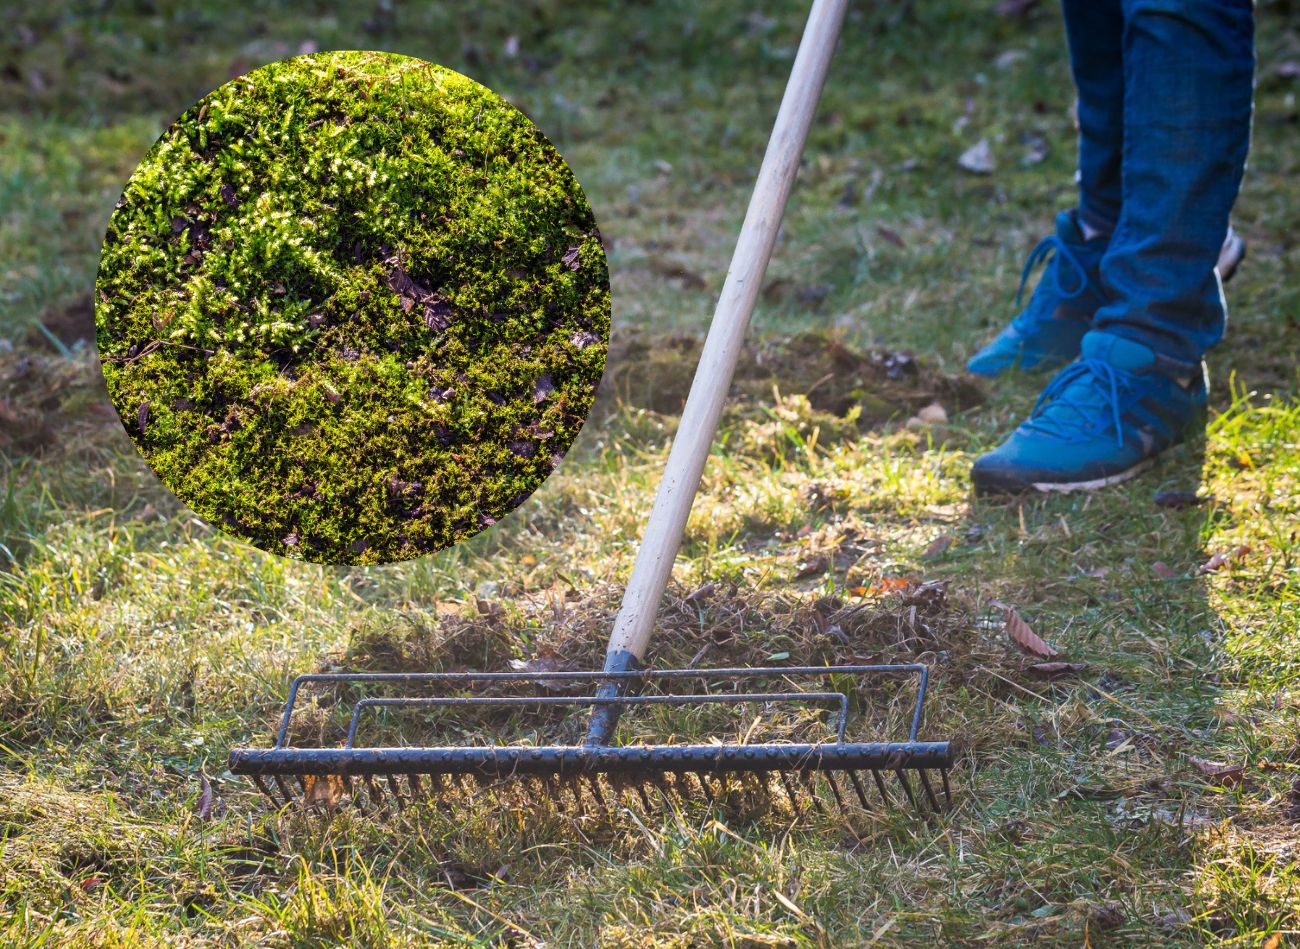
228, 664, 955, 817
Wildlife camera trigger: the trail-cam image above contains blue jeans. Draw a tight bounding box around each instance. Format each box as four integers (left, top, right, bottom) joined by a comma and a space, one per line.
1063, 0, 1254, 367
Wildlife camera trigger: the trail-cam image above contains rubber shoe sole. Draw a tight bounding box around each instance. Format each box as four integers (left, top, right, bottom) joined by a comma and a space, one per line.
971, 458, 1154, 496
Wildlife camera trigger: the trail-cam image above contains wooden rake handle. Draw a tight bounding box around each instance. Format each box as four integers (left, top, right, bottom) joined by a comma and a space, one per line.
603, 0, 850, 667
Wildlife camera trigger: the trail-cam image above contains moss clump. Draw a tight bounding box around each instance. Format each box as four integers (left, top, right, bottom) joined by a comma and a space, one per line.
96, 51, 610, 564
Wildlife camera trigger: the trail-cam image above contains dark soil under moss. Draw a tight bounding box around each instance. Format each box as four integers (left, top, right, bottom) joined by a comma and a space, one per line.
95, 51, 610, 564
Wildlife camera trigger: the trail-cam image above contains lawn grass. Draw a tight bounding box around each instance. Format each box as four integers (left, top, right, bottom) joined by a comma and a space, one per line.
2, 0, 1298, 945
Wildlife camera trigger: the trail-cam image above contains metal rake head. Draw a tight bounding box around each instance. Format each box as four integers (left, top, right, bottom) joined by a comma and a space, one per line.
228, 664, 955, 819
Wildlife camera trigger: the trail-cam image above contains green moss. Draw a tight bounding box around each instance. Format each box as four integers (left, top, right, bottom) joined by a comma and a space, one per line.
95, 51, 610, 564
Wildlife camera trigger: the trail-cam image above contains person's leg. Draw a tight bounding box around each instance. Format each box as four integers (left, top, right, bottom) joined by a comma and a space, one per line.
965, 0, 1123, 377
1090, 0, 1255, 364
1064, 0, 1125, 236
971, 0, 1255, 494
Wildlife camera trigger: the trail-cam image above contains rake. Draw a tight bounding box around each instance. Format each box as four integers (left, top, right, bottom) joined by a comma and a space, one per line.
229, 0, 956, 817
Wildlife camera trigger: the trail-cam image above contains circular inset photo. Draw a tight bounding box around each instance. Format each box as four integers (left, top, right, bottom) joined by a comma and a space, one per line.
96, 51, 610, 565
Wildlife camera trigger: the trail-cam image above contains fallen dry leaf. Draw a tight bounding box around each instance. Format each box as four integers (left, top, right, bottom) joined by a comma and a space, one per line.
195, 769, 214, 821
1026, 661, 1087, 679
684, 582, 716, 604
996, 0, 1040, 15
794, 554, 829, 579
994, 602, 1058, 658
876, 225, 906, 248
1197, 546, 1249, 576
1152, 561, 1178, 580
852, 576, 915, 598
1188, 755, 1245, 787
957, 139, 996, 175
916, 402, 947, 424
921, 534, 953, 559
302, 773, 346, 809
1153, 489, 1208, 509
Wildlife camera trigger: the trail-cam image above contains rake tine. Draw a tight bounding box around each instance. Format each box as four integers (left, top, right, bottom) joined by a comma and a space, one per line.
560, 776, 585, 813
583, 775, 610, 811
637, 783, 655, 811
776, 771, 803, 817
823, 770, 848, 810
428, 771, 451, 799
870, 768, 892, 808
894, 769, 919, 811
273, 775, 294, 806
386, 773, 405, 810
800, 770, 827, 814
846, 770, 871, 809
650, 773, 676, 808
406, 774, 423, 801
670, 772, 693, 805
252, 774, 283, 808
535, 774, 555, 809
941, 768, 952, 808
294, 775, 307, 797
917, 769, 942, 813
363, 775, 383, 809
543, 774, 569, 813
630, 779, 654, 811
693, 773, 716, 806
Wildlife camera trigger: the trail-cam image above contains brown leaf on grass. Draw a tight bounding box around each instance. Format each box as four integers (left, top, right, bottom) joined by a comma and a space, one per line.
850, 576, 915, 597
1152, 561, 1178, 579
684, 582, 717, 604
195, 769, 214, 821
1188, 756, 1245, 786
1260, 935, 1282, 949
1088, 901, 1126, 931
302, 773, 346, 809
794, 554, 829, 579
1153, 489, 1208, 509
510, 649, 573, 689
957, 139, 996, 174
876, 225, 906, 248
1026, 661, 1087, 679
1197, 546, 1249, 575
993, 602, 1058, 658
921, 534, 953, 559
562, 245, 582, 271
137, 399, 149, 435
423, 299, 454, 332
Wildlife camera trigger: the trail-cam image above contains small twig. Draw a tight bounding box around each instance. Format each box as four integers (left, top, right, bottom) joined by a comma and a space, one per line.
102, 339, 216, 364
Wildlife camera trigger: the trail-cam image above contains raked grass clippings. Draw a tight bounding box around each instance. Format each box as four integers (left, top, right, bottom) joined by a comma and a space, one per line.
95, 50, 610, 565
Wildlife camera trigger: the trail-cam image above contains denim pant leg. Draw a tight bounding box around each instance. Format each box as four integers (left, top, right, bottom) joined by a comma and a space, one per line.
1062, 0, 1125, 234
1089, 0, 1254, 366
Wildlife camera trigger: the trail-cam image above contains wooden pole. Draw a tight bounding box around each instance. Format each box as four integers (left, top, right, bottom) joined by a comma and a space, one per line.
603, 0, 850, 665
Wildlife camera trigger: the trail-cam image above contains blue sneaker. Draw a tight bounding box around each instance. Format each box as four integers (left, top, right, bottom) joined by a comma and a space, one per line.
966, 210, 1110, 377
971, 332, 1207, 495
